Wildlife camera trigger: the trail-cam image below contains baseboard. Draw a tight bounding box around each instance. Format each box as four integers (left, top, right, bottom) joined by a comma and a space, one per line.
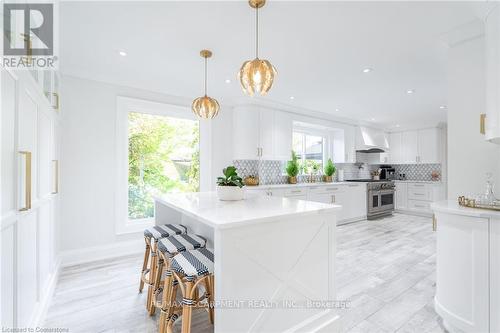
395, 209, 433, 217
59, 238, 144, 267
31, 258, 61, 327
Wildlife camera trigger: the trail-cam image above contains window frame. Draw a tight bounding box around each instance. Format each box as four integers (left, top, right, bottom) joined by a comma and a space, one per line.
292, 125, 329, 173
115, 97, 199, 235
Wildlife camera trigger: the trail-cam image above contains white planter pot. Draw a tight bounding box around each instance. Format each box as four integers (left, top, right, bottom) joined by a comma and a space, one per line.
217, 186, 245, 201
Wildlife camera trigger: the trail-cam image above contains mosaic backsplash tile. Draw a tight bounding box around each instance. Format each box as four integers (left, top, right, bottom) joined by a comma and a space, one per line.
234, 160, 443, 184
394, 164, 441, 181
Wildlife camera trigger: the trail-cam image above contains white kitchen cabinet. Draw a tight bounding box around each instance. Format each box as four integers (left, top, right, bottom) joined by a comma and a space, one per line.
395, 181, 443, 215
485, 4, 500, 144
232, 106, 260, 159
417, 128, 440, 163
259, 110, 274, 160
344, 126, 356, 163
433, 205, 492, 333
395, 182, 408, 210
344, 183, 367, 220
389, 132, 403, 164
491, 219, 500, 332
402, 131, 419, 163
233, 106, 292, 160
1, 69, 60, 328
387, 128, 441, 164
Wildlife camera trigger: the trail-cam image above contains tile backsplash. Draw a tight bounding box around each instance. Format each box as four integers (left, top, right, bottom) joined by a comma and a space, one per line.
233, 160, 442, 184
394, 163, 441, 181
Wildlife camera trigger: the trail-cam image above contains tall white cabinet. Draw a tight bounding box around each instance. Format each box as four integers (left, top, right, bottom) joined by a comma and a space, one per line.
485, 3, 500, 144
1, 69, 61, 328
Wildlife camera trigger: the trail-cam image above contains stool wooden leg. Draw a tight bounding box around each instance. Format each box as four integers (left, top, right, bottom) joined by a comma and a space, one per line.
159, 272, 173, 333
203, 276, 214, 324
181, 281, 195, 333
139, 240, 150, 293
149, 256, 164, 316
165, 283, 179, 333
146, 244, 157, 313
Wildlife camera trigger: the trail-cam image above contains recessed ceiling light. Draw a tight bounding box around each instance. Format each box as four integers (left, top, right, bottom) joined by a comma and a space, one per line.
363, 68, 373, 73
335, 108, 340, 112
119, 50, 127, 57
395, 124, 400, 128
370, 118, 376, 121
225, 79, 231, 84
439, 105, 447, 109
406, 89, 415, 94
290, 96, 295, 100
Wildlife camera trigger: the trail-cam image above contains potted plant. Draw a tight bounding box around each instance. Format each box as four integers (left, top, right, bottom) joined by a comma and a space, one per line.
216, 166, 245, 201
286, 151, 300, 184
324, 158, 336, 182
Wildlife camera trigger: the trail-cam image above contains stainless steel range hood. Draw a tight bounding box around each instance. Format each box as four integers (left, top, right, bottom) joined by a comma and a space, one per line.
355, 126, 389, 153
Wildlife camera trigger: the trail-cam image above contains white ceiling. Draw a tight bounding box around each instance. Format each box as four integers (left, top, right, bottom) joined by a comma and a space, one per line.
60, 1, 484, 128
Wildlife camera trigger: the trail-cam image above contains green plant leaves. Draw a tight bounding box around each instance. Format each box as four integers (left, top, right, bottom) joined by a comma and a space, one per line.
217, 165, 244, 188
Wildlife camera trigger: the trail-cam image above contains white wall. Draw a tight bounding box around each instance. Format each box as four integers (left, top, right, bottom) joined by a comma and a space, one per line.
59, 76, 232, 256
447, 36, 500, 199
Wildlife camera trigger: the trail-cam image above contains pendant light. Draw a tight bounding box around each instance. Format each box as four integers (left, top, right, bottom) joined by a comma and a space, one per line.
192, 50, 220, 119
238, 0, 277, 96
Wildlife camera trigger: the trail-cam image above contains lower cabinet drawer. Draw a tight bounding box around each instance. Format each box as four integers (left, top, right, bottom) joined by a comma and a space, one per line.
286, 194, 308, 200
284, 188, 308, 196
408, 188, 431, 201
407, 199, 431, 211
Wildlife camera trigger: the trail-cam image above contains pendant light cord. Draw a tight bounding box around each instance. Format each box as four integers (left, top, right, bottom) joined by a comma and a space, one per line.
204, 56, 207, 96
256, 6, 259, 59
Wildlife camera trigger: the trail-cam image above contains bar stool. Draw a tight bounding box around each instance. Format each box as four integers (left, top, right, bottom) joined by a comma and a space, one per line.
139, 224, 187, 314
150, 234, 207, 314
159, 248, 215, 333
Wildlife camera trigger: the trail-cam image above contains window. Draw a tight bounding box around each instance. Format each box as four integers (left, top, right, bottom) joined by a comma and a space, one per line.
116, 97, 200, 234
293, 131, 325, 173
128, 112, 199, 220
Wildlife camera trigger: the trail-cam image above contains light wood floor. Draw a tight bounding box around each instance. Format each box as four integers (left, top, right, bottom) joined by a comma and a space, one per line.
44, 213, 445, 333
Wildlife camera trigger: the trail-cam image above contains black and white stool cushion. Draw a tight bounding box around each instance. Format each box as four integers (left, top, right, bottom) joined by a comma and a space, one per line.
157, 234, 207, 257
143, 224, 187, 240
171, 248, 214, 278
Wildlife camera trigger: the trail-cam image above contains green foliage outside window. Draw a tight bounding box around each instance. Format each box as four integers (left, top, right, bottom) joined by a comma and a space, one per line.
128, 112, 199, 219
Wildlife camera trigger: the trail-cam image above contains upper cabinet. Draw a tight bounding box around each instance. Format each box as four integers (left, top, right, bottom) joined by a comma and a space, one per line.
485, 4, 500, 144
388, 128, 441, 164
233, 105, 292, 160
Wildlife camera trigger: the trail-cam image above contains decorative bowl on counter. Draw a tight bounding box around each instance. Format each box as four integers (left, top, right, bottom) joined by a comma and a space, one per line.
217, 185, 246, 201
243, 175, 259, 186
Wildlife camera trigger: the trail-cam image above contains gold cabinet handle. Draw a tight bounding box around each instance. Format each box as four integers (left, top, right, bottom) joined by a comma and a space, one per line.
19, 151, 32, 211
52, 160, 59, 194
480, 114, 486, 135
432, 214, 437, 232
52, 92, 60, 110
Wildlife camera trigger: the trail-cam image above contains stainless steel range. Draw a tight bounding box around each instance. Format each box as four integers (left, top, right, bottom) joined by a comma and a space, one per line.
346, 179, 395, 219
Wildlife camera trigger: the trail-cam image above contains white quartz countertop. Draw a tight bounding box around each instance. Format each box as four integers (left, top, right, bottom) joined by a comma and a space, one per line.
245, 181, 369, 190
154, 191, 341, 229
394, 180, 443, 184
431, 200, 500, 219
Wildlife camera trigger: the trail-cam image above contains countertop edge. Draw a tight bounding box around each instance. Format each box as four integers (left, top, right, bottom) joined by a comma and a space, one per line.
431, 200, 500, 219
154, 195, 342, 230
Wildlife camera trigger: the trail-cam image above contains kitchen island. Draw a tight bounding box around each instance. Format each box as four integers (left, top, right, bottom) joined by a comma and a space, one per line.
154, 191, 341, 333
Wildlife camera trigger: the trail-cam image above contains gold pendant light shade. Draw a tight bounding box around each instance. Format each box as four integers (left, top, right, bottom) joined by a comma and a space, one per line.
192, 49, 220, 119
238, 58, 276, 96
192, 95, 220, 119
239, 0, 277, 96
